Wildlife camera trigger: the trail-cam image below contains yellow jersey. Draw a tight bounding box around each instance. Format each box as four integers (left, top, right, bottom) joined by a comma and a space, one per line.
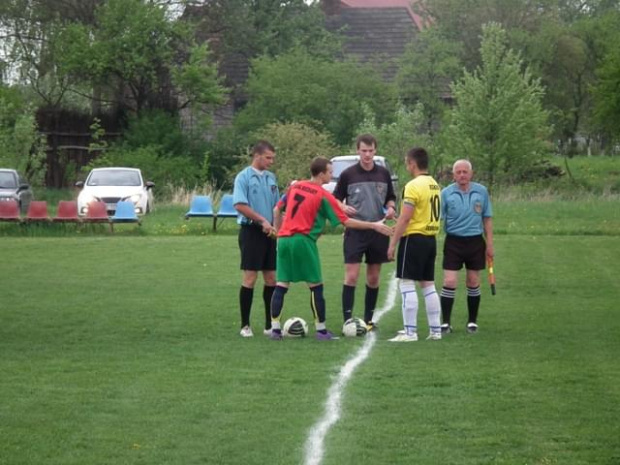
402, 174, 441, 236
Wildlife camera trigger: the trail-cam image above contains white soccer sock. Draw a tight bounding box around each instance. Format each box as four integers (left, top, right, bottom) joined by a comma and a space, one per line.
399, 279, 418, 336
423, 285, 441, 334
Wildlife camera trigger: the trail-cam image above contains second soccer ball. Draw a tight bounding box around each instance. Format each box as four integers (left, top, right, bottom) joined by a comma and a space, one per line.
282, 317, 309, 338
342, 318, 368, 337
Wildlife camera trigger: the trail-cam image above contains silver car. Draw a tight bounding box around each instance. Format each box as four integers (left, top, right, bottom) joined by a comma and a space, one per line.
0, 169, 34, 214
323, 155, 399, 196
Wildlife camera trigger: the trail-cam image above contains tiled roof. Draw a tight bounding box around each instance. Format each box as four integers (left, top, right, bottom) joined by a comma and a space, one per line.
326, 4, 420, 81
340, 0, 424, 30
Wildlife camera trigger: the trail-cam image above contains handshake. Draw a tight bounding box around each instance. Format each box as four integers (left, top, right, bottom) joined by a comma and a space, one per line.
372, 219, 394, 237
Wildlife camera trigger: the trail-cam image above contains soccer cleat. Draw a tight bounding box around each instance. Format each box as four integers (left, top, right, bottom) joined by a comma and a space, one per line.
440, 324, 453, 334
389, 333, 418, 342
466, 322, 478, 334
316, 330, 339, 341
426, 332, 442, 341
239, 326, 254, 338
270, 329, 283, 341
263, 328, 273, 337
365, 321, 378, 332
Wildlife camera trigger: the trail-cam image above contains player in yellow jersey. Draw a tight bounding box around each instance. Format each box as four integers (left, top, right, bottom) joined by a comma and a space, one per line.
387, 147, 442, 342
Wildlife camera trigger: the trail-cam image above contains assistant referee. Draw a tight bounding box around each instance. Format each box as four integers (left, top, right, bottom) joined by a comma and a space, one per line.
439, 159, 494, 334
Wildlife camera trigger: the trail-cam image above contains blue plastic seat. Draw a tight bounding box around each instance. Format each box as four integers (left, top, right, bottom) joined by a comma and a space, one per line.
214, 193, 238, 231
216, 194, 237, 218
110, 201, 141, 232
111, 201, 140, 222
185, 195, 214, 219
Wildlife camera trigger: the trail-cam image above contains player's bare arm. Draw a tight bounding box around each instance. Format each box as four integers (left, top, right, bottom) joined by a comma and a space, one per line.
484, 216, 494, 258
387, 202, 414, 261
344, 218, 393, 237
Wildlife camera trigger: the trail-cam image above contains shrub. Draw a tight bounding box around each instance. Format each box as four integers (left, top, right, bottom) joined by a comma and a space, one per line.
0, 88, 47, 185
230, 122, 338, 188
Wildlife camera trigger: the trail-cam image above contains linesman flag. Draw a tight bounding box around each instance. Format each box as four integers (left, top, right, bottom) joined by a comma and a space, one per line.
487, 258, 496, 296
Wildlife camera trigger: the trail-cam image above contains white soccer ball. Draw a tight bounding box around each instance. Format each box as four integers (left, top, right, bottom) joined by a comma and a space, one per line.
282, 317, 309, 338
342, 318, 368, 337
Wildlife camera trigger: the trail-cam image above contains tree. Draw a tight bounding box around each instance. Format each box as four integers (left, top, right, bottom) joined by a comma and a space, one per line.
234, 49, 396, 147
442, 23, 550, 187
187, 0, 340, 60
56, 0, 226, 115
355, 103, 433, 178
414, 0, 559, 70
590, 11, 620, 144
397, 27, 462, 137
592, 40, 620, 143
0, 85, 46, 184
0, 0, 104, 108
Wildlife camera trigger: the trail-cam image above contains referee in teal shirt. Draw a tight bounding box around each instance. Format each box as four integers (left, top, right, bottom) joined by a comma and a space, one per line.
439, 159, 494, 334
233, 140, 279, 338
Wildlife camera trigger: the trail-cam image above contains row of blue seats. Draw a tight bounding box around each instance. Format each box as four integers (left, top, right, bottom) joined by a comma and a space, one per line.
185, 194, 237, 231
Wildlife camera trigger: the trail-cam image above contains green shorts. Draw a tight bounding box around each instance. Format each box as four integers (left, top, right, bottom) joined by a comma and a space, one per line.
276, 234, 322, 283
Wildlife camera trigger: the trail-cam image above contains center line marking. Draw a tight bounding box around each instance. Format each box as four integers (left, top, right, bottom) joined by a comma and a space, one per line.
303, 274, 398, 465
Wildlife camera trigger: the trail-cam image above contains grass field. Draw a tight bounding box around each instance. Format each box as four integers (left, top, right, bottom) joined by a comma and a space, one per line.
1, 201, 620, 464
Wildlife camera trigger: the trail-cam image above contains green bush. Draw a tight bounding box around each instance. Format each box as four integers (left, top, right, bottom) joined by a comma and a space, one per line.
234, 49, 396, 147
203, 127, 248, 189
247, 122, 338, 188
122, 110, 207, 162
0, 87, 46, 185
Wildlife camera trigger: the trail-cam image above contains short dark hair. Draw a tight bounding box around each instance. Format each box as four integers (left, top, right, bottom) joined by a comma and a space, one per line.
310, 157, 331, 177
356, 134, 377, 149
252, 140, 275, 156
406, 147, 429, 170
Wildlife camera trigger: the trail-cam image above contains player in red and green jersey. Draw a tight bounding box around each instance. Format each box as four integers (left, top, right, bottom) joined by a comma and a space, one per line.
270, 157, 393, 341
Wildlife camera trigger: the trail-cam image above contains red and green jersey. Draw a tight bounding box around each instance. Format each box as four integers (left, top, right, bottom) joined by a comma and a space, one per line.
278, 181, 348, 241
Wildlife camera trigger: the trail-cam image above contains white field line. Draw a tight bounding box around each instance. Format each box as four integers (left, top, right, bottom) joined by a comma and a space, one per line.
303, 274, 398, 465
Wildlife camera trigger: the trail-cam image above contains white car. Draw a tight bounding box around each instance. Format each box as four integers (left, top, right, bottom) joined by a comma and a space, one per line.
76, 167, 154, 216
323, 155, 399, 195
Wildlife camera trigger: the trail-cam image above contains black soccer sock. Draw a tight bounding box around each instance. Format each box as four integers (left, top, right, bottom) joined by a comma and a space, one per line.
311, 284, 327, 324
467, 286, 481, 324
263, 285, 276, 330
364, 285, 379, 324
440, 286, 456, 325
270, 286, 288, 327
239, 286, 254, 327
342, 284, 356, 322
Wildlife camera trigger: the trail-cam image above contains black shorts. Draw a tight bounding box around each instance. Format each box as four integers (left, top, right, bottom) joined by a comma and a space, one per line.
443, 234, 486, 271
343, 229, 389, 265
396, 234, 437, 281
239, 225, 276, 271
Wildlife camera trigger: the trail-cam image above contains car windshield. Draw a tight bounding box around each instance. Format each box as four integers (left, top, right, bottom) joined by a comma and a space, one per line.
87, 170, 141, 186
331, 158, 386, 180
0, 171, 18, 188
